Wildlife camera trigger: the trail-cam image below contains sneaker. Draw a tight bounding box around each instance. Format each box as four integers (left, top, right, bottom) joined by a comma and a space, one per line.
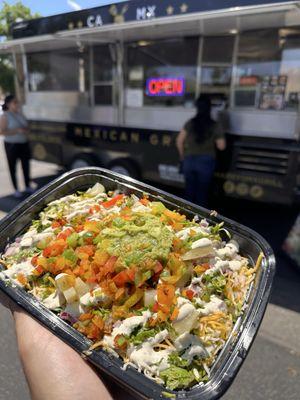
13, 190, 23, 199
24, 186, 35, 194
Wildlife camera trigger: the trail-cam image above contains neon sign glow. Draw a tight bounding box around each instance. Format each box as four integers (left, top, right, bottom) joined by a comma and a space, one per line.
146, 77, 185, 97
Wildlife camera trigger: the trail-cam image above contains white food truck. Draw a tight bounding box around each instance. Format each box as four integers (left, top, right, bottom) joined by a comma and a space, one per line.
1, 0, 300, 204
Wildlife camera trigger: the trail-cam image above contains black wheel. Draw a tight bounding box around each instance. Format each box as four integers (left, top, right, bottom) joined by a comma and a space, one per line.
108, 159, 140, 179
69, 154, 99, 170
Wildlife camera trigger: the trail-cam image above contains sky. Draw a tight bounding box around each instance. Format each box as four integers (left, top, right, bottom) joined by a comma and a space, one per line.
2, 0, 128, 16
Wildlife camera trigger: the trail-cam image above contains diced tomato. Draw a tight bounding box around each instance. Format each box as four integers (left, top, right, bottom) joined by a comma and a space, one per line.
76, 245, 95, 256
152, 301, 159, 313
54, 256, 68, 272
89, 204, 101, 214
152, 261, 164, 282
113, 270, 130, 287
31, 255, 39, 266
34, 265, 44, 275
75, 224, 84, 233
186, 289, 195, 300
126, 267, 136, 282
154, 261, 163, 274
43, 247, 51, 257
101, 194, 125, 209
51, 219, 66, 229
43, 240, 66, 257
36, 256, 47, 268
103, 256, 118, 272
73, 266, 80, 275
57, 228, 73, 240
86, 275, 98, 284
97, 256, 118, 280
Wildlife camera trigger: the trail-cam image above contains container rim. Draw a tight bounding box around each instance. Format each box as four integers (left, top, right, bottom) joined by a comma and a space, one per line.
0, 167, 276, 400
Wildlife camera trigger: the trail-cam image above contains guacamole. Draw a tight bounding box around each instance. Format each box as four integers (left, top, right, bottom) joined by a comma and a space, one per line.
96, 213, 174, 266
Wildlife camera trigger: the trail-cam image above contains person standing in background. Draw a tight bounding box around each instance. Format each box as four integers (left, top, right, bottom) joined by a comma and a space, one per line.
0, 95, 34, 198
176, 94, 226, 206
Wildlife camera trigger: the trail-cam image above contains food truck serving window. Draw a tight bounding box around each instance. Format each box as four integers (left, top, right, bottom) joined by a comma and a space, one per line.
234, 29, 300, 111
27, 49, 88, 92
125, 37, 199, 107
201, 36, 234, 98
93, 45, 114, 106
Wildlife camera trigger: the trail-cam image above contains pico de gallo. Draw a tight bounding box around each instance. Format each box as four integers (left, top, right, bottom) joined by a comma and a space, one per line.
0, 183, 262, 390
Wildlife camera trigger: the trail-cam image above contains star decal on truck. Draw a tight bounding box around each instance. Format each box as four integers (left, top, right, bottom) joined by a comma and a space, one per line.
180, 3, 188, 13
166, 6, 174, 15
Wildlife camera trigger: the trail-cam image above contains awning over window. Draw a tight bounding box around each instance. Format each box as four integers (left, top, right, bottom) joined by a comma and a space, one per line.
0, 1, 299, 54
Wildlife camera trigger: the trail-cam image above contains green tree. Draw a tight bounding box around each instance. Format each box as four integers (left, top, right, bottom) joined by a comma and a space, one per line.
0, 1, 40, 94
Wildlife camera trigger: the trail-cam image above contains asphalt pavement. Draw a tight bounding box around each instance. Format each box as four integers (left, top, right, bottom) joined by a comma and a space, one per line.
0, 138, 299, 400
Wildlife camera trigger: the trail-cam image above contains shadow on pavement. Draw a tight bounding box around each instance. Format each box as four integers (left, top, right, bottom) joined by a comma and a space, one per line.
0, 172, 62, 213
0, 174, 299, 313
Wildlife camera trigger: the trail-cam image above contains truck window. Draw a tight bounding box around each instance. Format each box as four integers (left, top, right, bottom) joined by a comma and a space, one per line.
125, 37, 199, 108
92, 45, 115, 106
234, 29, 282, 109
201, 35, 234, 98
27, 48, 89, 93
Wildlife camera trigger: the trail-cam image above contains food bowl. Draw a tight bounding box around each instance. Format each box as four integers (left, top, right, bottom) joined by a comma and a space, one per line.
0, 168, 275, 399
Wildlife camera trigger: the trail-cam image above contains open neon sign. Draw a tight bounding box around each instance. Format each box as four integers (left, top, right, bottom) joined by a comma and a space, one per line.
146, 77, 185, 97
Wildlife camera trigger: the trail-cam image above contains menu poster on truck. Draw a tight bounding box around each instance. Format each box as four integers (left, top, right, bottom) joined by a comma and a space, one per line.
259, 75, 287, 110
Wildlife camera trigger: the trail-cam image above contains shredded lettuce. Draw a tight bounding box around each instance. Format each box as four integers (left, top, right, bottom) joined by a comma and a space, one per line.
129, 326, 159, 345
202, 273, 226, 297
160, 366, 196, 390
168, 353, 190, 368
91, 308, 110, 320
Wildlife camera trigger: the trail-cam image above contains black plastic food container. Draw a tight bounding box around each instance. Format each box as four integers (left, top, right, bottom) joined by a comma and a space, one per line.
0, 168, 275, 399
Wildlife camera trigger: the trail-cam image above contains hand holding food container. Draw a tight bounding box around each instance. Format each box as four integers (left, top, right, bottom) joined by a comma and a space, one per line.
0, 168, 275, 399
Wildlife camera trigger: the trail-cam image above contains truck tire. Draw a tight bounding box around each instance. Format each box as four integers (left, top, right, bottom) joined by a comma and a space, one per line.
69, 154, 99, 170
108, 159, 140, 179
